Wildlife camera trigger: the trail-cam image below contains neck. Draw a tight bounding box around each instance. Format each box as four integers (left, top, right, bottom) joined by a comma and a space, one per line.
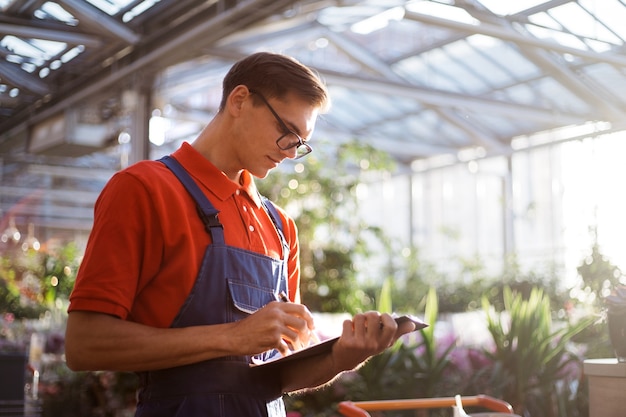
191, 118, 243, 183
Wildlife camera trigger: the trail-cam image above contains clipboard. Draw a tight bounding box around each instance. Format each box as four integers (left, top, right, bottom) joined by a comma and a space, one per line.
250, 315, 428, 369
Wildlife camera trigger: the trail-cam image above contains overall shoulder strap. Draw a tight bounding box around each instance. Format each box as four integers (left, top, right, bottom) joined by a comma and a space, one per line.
260, 196, 289, 260
260, 196, 284, 233
159, 155, 225, 243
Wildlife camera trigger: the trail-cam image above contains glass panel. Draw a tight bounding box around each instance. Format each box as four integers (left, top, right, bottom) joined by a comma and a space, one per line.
467, 35, 540, 80
579, 0, 626, 42
524, 24, 590, 50
478, 0, 551, 16
581, 63, 626, 107
85, 0, 135, 15
549, 2, 622, 45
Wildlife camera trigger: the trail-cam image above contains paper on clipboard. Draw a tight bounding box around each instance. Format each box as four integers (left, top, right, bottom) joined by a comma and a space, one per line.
250, 314, 428, 369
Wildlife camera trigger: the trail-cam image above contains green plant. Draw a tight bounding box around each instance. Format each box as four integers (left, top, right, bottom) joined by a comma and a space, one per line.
387, 248, 571, 316
412, 287, 455, 398
339, 287, 455, 417
1, 242, 79, 356
257, 139, 396, 314
0, 242, 79, 319
577, 241, 623, 307
344, 284, 427, 401
284, 284, 450, 417
570, 241, 620, 360
481, 286, 594, 417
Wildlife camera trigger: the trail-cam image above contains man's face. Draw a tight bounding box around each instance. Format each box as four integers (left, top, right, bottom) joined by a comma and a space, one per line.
239, 91, 319, 178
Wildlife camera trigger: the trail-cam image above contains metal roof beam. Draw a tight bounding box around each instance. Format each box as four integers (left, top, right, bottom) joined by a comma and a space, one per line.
0, 185, 100, 203
0, 60, 49, 95
213, 27, 515, 152
315, 127, 456, 159
26, 216, 94, 231
318, 32, 509, 153
5, 0, 46, 15
366, 136, 457, 160
0, 0, 299, 143
404, 10, 626, 68
456, 2, 626, 121
348, 103, 507, 154
0, 21, 102, 47
437, 108, 509, 153
215, 14, 324, 47
319, 30, 406, 82
57, 0, 141, 44
0, 202, 94, 222
27, 164, 114, 181
321, 71, 584, 126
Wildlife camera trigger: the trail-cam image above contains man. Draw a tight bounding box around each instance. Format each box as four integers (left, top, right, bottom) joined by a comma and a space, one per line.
65, 52, 415, 417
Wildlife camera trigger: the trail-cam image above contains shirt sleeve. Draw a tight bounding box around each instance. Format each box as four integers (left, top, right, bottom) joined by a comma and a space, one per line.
69, 170, 164, 319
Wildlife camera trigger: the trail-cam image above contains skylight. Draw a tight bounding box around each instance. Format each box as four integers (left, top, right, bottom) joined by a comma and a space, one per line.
37, 2, 77, 24
477, 0, 551, 16
1, 36, 66, 64
85, 0, 135, 15
123, 0, 162, 22
406, 1, 477, 24
0, 0, 16, 10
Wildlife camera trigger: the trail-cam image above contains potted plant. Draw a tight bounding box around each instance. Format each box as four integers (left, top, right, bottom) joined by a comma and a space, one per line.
0, 314, 28, 413
481, 286, 593, 416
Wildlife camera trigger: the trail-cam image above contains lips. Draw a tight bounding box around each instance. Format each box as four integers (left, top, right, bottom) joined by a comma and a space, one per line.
267, 155, 282, 165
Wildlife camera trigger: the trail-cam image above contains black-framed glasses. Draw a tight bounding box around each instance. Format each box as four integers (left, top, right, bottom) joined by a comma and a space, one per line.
249, 89, 313, 159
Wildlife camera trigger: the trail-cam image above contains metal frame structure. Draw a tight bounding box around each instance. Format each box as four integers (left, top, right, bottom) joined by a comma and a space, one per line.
1, 0, 626, 238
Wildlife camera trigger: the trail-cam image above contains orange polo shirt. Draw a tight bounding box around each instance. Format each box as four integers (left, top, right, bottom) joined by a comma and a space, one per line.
69, 142, 300, 328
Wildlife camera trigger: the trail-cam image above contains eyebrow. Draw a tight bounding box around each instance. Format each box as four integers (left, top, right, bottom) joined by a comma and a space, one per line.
282, 117, 303, 137
269, 101, 303, 137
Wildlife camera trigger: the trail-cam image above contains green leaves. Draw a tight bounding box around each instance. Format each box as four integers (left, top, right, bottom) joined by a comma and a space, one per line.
482, 286, 594, 416
416, 287, 455, 398
376, 277, 393, 314
0, 242, 79, 319
257, 139, 396, 314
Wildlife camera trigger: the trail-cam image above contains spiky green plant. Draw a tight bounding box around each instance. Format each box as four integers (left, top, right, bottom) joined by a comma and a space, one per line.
481, 286, 593, 416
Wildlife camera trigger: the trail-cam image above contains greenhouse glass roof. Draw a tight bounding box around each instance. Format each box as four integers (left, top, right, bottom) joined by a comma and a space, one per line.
1, 0, 625, 232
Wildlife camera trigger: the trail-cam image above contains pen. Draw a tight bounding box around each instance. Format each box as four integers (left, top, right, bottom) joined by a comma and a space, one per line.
276, 291, 320, 345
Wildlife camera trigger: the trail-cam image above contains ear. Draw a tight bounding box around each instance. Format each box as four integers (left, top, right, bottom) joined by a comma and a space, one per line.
227, 85, 251, 117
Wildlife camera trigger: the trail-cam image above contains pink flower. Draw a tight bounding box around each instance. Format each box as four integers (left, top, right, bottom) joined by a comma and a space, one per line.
3, 313, 15, 324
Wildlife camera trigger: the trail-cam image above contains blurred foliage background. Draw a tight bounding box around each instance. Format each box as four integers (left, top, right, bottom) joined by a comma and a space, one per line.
0, 140, 622, 417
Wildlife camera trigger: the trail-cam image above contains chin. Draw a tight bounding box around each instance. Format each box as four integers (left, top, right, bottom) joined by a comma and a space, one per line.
250, 168, 271, 179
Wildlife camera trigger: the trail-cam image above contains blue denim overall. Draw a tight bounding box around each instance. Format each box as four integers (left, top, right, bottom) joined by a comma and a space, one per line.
135, 156, 288, 417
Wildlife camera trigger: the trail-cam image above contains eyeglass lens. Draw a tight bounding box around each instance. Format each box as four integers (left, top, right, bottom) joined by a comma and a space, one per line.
277, 133, 311, 158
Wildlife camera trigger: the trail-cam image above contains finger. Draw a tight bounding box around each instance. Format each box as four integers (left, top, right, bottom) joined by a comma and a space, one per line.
352, 314, 368, 338
279, 324, 302, 347
379, 314, 397, 332
282, 314, 310, 335
276, 339, 291, 356
363, 311, 383, 334
307, 328, 321, 345
283, 319, 313, 350
378, 314, 400, 346
279, 302, 316, 329
342, 318, 354, 337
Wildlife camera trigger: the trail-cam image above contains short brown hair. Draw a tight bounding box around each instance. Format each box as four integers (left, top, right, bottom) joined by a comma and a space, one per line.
219, 52, 329, 112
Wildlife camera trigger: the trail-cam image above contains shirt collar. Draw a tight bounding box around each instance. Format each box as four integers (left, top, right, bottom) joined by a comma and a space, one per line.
238, 170, 262, 207
171, 142, 262, 208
